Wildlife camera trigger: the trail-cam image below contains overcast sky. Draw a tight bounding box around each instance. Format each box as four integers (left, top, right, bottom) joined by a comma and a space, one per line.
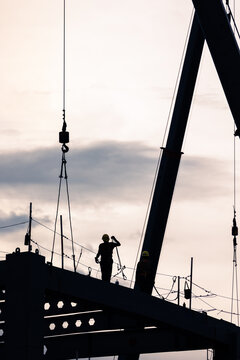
1, 0, 240, 359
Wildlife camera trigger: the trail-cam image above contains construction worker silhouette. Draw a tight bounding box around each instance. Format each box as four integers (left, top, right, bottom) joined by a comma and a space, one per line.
95, 234, 121, 282
135, 251, 154, 293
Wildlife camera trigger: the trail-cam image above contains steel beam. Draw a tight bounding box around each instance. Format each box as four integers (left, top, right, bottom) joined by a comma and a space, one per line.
45, 263, 238, 346
44, 309, 145, 337
0, 252, 239, 359
192, 0, 240, 133
44, 326, 213, 359
137, 12, 205, 297
44, 293, 99, 316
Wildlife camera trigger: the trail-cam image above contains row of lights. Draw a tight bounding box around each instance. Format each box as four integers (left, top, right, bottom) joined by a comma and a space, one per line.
49, 317, 95, 331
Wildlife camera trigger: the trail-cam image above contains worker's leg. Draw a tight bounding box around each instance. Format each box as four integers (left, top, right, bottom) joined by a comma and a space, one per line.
100, 261, 112, 282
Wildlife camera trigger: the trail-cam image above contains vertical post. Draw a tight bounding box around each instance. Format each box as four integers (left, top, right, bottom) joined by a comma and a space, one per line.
5, 252, 45, 359
189, 257, 193, 310
60, 215, 64, 269
28, 202, 32, 252
177, 276, 180, 306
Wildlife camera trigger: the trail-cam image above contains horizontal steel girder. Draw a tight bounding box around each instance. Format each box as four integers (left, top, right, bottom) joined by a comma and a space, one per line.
44, 326, 215, 359
45, 263, 238, 346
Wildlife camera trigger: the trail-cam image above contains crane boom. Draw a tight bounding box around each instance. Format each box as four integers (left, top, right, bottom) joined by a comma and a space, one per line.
119, 1, 240, 359
118, 11, 204, 360
140, 0, 240, 294
138, 12, 204, 293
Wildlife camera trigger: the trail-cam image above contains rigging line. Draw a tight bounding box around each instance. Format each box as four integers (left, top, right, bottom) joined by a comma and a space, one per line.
233, 0, 237, 212
30, 217, 240, 301
231, 244, 239, 324
33, 216, 240, 299
32, 218, 95, 253
0, 220, 28, 229
162, 276, 177, 300
231, 248, 236, 322
30, 218, 240, 302
235, 254, 240, 325
62, 0, 75, 272
186, 278, 240, 301
192, 291, 217, 311
153, 285, 164, 300
231, 31, 239, 325
129, 9, 195, 288
32, 238, 99, 273
31, 223, 125, 270
28, 235, 240, 311
63, 0, 66, 112
129, 8, 195, 289
161, 7, 194, 149
33, 218, 205, 279
114, 246, 127, 280
33, 238, 72, 262
129, 147, 162, 288
193, 291, 240, 317
51, 161, 63, 265
186, 279, 215, 295
65, 174, 76, 272
226, 3, 240, 40
76, 248, 83, 270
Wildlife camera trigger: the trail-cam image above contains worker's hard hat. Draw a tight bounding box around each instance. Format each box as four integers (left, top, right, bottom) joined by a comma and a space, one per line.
102, 234, 110, 242
142, 250, 149, 257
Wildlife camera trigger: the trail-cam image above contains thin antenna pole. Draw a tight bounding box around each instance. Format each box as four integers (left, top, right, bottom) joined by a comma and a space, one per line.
28, 202, 32, 252
60, 215, 64, 269
177, 276, 180, 306
189, 257, 193, 310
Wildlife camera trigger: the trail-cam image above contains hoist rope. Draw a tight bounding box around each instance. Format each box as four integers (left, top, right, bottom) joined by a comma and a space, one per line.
63, 0, 66, 112
230, 0, 239, 324
129, 8, 195, 288
50, 171, 63, 265
65, 171, 76, 271
51, 0, 76, 271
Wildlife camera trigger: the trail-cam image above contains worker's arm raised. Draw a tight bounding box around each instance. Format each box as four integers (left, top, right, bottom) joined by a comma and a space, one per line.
111, 236, 121, 246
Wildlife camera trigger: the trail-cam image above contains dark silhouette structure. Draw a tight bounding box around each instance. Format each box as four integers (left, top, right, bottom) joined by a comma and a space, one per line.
95, 234, 121, 282
1, 250, 240, 359
1, 0, 240, 359
135, 251, 154, 293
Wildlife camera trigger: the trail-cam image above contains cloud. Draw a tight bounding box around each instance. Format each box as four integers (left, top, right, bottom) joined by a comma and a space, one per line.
176, 155, 231, 201
0, 210, 52, 234
0, 211, 28, 232
0, 141, 157, 198
0, 141, 232, 206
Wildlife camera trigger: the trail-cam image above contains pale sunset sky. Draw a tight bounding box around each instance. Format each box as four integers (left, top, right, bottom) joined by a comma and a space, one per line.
0, 1, 240, 359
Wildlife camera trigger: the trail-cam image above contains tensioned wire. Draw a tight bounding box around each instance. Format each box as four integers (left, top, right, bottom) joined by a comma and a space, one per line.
129, 8, 195, 288
2, 216, 240, 318
230, 0, 240, 326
